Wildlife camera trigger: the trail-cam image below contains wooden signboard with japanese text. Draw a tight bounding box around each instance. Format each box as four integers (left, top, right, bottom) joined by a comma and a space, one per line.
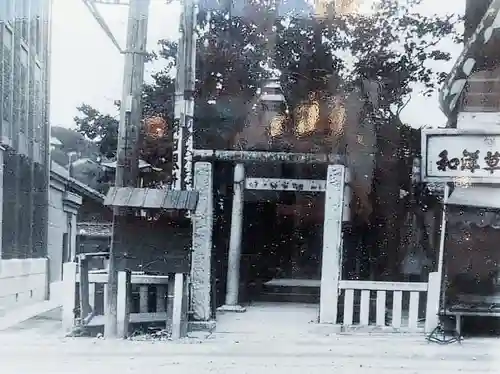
421, 128, 500, 184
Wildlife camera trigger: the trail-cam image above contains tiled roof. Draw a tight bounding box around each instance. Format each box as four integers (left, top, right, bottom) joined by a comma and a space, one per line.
104, 187, 198, 210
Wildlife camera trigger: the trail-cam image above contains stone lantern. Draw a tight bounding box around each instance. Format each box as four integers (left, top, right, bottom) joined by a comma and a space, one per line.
258, 77, 287, 138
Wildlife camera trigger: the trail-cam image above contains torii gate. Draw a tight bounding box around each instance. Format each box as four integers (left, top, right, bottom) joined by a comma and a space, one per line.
190, 150, 351, 324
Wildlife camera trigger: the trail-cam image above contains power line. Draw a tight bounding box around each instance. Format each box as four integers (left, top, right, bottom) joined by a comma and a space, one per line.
82, 0, 124, 53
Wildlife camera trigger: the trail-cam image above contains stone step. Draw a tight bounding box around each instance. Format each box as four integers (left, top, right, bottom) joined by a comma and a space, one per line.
254, 278, 321, 304
256, 292, 319, 304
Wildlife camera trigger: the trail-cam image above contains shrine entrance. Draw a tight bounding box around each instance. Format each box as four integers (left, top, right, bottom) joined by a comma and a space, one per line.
242, 175, 330, 286
214, 160, 349, 323
190, 151, 349, 324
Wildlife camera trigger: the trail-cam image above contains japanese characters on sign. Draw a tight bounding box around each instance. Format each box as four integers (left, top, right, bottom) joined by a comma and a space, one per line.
436, 149, 500, 174
422, 129, 500, 183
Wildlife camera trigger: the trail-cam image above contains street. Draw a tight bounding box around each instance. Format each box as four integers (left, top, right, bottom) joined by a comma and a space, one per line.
0, 303, 497, 374
0, 330, 496, 374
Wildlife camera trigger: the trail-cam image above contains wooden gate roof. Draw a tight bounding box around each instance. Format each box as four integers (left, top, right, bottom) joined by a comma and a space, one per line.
104, 187, 198, 210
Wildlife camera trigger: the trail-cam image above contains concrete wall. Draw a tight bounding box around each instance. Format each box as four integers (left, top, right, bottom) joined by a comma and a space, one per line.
0, 258, 48, 316
47, 163, 82, 298
48, 177, 66, 283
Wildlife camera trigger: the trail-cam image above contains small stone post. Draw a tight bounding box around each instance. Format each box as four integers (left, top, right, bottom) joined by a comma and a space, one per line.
218, 163, 246, 313
62, 262, 77, 334
319, 164, 345, 324
425, 272, 440, 333
171, 273, 186, 339
116, 270, 131, 338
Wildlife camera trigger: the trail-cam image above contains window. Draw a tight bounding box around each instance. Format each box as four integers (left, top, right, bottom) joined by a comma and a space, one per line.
30, 0, 41, 51
62, 233, 69, 274
39, 81, 46, 163
28, 63, 35, 140
20, 47, 28, 133
68, 222, 73, 261
36, 0, 43, 57
21, 0, 29, 42
2, 26, 13, 128
34, 65, 41, 142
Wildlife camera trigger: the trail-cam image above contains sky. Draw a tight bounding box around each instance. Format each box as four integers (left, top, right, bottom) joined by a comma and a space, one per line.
50, 0, 465, 130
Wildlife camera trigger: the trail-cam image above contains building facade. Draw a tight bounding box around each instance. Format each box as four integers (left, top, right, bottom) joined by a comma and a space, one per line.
0, 0, 52, 259
434, 0, 500, 322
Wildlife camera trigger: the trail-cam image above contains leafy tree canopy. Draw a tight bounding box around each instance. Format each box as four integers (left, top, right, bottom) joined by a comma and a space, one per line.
74, 0, 460, 178
72, 0, 461, 277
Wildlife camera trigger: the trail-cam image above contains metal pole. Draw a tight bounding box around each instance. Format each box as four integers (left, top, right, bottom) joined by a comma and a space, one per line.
105, 0, 150, 338
437, 183, 449, 279
437, 183, 450, 317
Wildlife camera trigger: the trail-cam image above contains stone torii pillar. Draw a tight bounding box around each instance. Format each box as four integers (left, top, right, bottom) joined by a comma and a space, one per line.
218, 163, 246, 313
191, 162, 214, 321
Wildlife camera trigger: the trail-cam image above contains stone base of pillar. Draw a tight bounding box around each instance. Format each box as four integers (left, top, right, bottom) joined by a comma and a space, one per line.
188, 320, 217, 333
217, 304, 247, 313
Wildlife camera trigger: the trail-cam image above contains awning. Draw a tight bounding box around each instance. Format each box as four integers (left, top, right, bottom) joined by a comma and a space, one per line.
104, 187, 198, 210
447, 186, 500, 209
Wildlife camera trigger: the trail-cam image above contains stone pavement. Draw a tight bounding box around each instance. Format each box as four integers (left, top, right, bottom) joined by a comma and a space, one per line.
0, 303, 497, 374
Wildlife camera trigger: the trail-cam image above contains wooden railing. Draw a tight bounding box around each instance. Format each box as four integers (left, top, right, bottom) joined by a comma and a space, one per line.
338, 272, 440, 333
62, 260, 188, 339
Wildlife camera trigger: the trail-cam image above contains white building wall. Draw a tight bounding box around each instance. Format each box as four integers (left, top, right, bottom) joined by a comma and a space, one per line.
47, 162, 81, 301
48, 181, 65, 284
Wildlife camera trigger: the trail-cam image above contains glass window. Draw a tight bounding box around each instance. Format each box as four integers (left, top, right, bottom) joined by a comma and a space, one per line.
2, 26, 12, 127
20, 47, 29, 133
21, 0, 29, 42
30, 0, 40, 50
34, 65, 41, 142
28, 65, 35, 139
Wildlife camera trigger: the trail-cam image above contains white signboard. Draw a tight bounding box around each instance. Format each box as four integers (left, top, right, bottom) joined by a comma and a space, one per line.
422, 129, 500, 184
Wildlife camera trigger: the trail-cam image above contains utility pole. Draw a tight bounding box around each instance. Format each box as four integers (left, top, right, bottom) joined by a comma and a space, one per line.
172, 0, 197, 191
105, 0, 151, 338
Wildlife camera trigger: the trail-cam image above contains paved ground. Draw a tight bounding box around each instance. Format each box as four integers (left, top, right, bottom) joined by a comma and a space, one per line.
0, 303, 497, 374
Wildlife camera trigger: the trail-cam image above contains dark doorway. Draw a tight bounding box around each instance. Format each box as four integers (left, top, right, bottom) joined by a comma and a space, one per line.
240, 194, 324, 304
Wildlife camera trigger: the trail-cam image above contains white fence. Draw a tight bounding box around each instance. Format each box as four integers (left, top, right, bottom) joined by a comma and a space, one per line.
0, 258, 48, 314
62, 262, 189, 339
338, 272, 440, 333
